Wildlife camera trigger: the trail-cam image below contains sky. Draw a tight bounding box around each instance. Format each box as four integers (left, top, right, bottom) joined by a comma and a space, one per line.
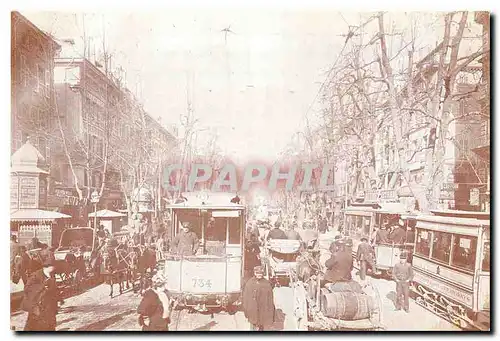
21, 10, 483, 164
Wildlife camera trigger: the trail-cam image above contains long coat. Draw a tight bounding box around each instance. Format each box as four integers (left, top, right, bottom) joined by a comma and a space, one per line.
137, 289, 170, 331
324, 250, 353, 282
21, 269, 60, 331
171, 231, 199, 256
356, 242, 374, 262
242, 277, 275, 328
244, 238, 261, 271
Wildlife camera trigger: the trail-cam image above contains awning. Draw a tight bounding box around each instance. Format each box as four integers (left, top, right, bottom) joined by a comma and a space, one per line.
10, 209, 71, 222
88, 209, 127, 218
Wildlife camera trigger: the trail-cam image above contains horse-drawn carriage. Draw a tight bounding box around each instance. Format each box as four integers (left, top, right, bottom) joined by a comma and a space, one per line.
53, 227, 97, 287
263, 239, 302, 286
291, 248, 383, 331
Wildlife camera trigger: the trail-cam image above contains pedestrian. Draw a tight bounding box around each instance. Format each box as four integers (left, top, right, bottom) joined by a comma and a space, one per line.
323, 240, 353, 285
21, 259, 61, 331
393, 252, 414, 313
242, 265, 275, 331
171, 222, 199, 256
137, 274, 171, 331
244, 233, 261, 281
356, 237, 377, 280
318, 215, 328, 234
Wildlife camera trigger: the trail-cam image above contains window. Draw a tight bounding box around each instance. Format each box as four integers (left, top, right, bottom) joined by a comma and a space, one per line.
451, 234, 477, 272
431, 231, 452, 264
362, 216, 371, 237
481, 237, 490, 272
415, 229, 431, 257
228, 218, 241, 244
37, 65, 46, 92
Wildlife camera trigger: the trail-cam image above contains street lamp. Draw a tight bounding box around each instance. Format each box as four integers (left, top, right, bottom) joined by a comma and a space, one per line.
91, 190, 101, 242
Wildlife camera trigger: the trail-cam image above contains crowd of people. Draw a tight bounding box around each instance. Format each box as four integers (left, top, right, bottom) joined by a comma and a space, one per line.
11, 205, 417, 331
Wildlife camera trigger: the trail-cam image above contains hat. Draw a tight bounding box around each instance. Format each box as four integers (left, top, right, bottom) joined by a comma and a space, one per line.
253, 265, 264, 274
399, 252, 408, 259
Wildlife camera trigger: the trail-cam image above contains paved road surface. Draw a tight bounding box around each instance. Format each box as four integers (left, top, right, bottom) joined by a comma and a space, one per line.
11, 272, 459, 331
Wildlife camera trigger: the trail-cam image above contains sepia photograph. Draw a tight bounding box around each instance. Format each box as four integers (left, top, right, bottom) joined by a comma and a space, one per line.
9, 5, 490, 332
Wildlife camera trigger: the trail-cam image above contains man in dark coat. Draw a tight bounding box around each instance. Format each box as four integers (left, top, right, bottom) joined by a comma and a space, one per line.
244, 233, 261, 281
389, 221, 407, 244
356, 237, 377, 280
318, 215, 328, 234
266, 221, 287, 240
21, 259, 61, 331
324, 240, 353, 284
393, 252, 414, 313
242, 265, 275, 331
375, 225, 390, 244
171, 222, 199, 256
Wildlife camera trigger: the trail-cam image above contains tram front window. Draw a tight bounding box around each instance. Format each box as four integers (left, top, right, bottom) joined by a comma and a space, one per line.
482, 241, 490, 272
451, 235, 477, 272
415, 229, 431, 257
228, 217, 241, 244
431, 231, 452, 264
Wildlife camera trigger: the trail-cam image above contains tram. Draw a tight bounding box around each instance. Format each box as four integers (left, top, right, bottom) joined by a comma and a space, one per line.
411, 210, 490, 330
163, 192, 245, 312
343, 203, 415, 275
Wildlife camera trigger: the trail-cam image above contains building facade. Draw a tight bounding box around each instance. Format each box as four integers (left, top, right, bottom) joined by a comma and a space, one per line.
11, 11, 60, 157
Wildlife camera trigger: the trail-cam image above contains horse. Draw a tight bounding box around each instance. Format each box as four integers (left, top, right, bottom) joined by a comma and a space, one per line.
11, 250, 33, 285
132, 244, 157, 295
100, 245, 133, 297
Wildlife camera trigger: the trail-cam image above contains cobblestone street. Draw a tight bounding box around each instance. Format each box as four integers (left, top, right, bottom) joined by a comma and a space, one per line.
11, 272, 459, 331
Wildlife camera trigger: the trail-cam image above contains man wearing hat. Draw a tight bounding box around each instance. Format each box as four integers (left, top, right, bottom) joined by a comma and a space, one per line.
392, 252, 414, 313
266, 220, 287, 240
356, 237, 377, 280
137, 273, 171, 331
171, 222, 199, 256
21, 259, 61, 331
242, 265, 275, 331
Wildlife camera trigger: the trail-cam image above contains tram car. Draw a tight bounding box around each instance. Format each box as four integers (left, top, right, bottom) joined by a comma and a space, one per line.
263, 239, 302, 286
343, 203, 415, 276
163, 192, 245, 312
411, 210, 490, 331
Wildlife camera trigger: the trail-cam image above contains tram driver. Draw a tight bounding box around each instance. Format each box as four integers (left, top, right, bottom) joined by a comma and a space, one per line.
171, 222, 200, 256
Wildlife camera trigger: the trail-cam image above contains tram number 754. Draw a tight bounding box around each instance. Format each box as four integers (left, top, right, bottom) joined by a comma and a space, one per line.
191, 278, 212, 289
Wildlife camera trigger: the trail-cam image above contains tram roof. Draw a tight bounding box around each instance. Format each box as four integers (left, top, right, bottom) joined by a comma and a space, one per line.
429, 209, 490, 220
165, 192, 245, 210
416, 214, 490, 227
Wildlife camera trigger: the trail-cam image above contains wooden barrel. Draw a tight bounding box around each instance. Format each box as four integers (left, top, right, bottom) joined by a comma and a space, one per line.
326, 281, 363, 294
320, 292, 374, 320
